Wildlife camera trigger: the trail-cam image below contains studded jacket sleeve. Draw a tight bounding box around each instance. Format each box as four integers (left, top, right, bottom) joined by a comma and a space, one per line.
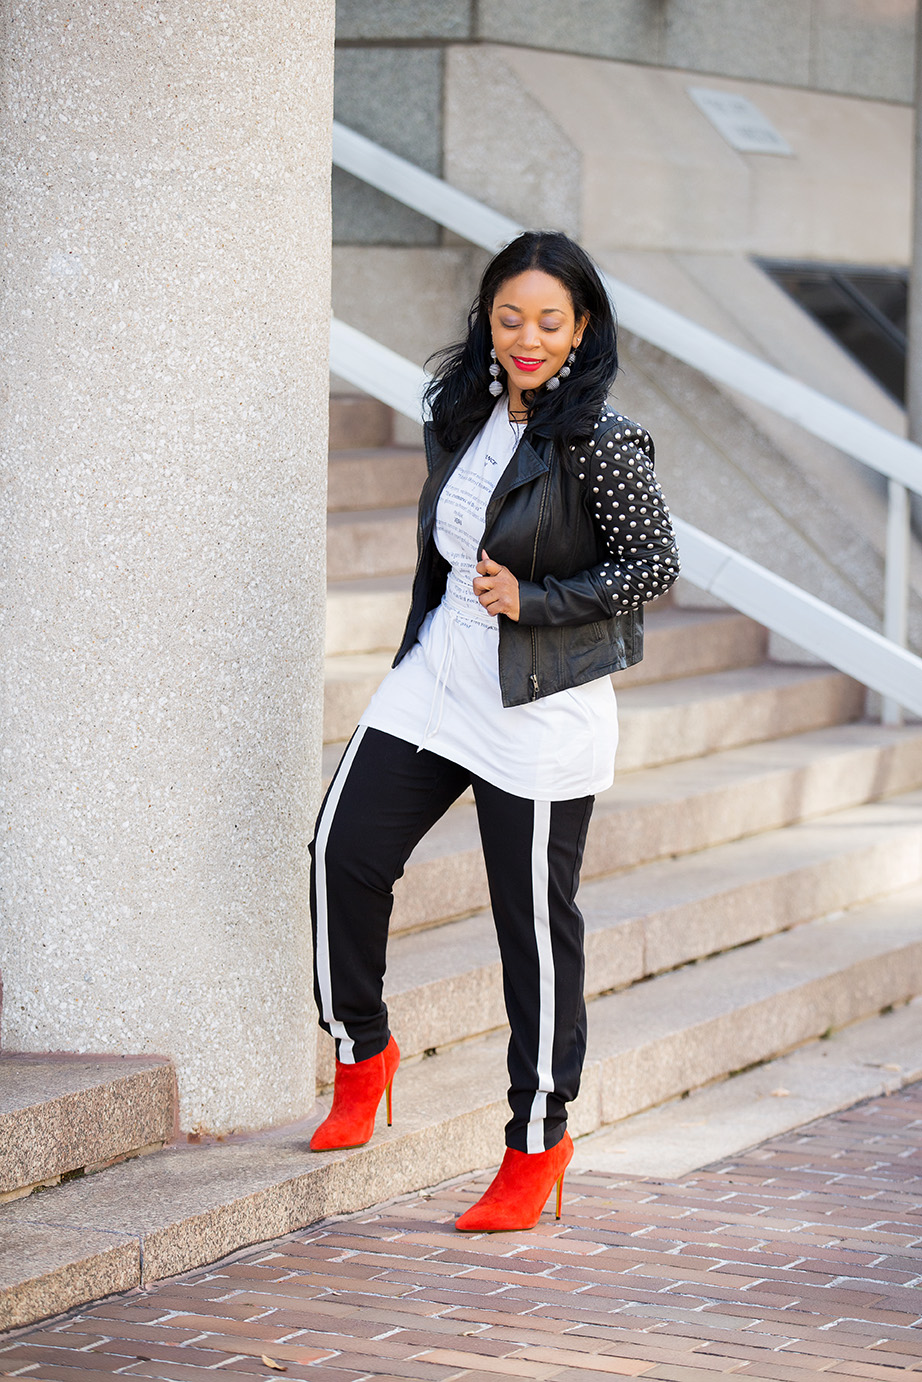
516, 413, 680, 627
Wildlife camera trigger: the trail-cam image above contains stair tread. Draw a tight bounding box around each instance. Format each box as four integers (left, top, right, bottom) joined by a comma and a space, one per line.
324, 653, 843, 695
0, 1054, 171, 1114
395, 718, 922, 864
591, 879, 922, 1046
5, 884, 922, 1326
323, 658, 864, 765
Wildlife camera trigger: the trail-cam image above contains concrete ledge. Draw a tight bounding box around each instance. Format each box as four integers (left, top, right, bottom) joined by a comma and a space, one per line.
573, 997, 922, 1179
0, 1056, 176, 1199
0, 1222, 139, 1333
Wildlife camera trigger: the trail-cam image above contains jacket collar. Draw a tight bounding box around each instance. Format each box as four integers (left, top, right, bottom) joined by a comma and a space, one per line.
424, 420, 553, 498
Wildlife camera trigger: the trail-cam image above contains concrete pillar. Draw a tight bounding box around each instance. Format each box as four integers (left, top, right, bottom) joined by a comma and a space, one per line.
0, 0, 334, 1133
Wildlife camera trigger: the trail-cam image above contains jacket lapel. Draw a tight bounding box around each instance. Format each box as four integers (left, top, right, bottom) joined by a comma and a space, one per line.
422, 423, 553, 535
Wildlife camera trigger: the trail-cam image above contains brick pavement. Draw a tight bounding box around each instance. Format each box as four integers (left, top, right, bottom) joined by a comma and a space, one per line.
4, 1083, 922, 1381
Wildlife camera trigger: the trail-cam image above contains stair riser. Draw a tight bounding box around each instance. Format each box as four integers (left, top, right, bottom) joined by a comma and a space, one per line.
583, 736, 922, 881
0, 1060, 176, 1198
327, 515, 417, 583
328, 452, 427, 513
591, 940, 922, 1128
613, 673, 864, 772
329, 396, 392, 451
325, 604, 766, 676
326, 589, 411, 657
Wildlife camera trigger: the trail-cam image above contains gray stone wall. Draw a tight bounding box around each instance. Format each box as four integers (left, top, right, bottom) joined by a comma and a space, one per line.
336, 0, 915, 99
333, 0, 915, 243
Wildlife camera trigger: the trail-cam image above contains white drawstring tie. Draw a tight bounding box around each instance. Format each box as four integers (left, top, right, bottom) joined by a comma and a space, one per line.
420, 609, 457, 749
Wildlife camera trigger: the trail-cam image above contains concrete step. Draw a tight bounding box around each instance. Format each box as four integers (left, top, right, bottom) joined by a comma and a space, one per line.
326, 574, 412, 657
328, 394, 392, 451
328, 448, 426, 513
578, 882, 922, 1127
326, 507, 417, 583
326, 786, 922, 1077
0, 1055, 176, 1201
323, 651, 863, 753
325, 592, 766, 675
571, 995, 922, 1179
5, 885, 922, 1329
376, 721, 922, 937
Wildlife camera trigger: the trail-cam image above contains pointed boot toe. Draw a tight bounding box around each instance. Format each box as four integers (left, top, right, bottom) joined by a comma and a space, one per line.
455, 1132, 573, 1232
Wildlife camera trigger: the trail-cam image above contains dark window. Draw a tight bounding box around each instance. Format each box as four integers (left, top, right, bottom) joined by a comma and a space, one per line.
757, 259, 907, 404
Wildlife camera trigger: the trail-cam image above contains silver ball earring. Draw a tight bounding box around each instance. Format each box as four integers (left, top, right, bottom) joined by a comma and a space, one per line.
488, 347, 503, 397
545, 347, 577, 392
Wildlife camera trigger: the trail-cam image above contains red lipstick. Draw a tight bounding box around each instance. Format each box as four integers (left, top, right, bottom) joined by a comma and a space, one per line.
511, 356, 543, 372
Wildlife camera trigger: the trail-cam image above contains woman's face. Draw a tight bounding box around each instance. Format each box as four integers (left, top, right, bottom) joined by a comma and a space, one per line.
489, 269, 588, 407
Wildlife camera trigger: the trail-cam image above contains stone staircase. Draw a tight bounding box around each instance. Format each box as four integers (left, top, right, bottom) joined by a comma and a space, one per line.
3, 392, 922, 1333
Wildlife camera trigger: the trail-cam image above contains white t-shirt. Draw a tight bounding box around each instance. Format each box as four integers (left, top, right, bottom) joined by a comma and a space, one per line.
358, 400, 619, 801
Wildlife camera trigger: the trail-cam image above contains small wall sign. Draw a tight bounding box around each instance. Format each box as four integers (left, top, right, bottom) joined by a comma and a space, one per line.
687, 87, 794, 156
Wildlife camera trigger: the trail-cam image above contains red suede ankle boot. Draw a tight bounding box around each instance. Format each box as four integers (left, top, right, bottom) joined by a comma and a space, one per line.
310, 1035, 400, 1151
454, 1131, 574, 1232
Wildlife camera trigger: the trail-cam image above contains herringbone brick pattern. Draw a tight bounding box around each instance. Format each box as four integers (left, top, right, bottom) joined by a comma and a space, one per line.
4, 1083, 922, 1380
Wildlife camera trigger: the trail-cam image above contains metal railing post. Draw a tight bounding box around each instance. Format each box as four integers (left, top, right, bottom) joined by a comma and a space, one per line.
882, 480, 910, 725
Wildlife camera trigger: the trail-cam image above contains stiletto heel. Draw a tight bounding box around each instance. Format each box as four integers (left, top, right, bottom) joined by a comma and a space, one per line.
455, 1131, 574, 1232
310, 1035, 400, 1151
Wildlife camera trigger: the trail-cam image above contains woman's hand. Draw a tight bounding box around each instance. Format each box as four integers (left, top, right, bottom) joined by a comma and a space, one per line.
473, 550, 520, 621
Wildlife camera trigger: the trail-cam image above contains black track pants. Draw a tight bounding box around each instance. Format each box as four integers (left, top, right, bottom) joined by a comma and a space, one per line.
309, 726, 593, 1153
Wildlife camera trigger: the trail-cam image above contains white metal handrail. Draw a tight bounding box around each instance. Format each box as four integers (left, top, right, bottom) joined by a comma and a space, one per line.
330, 318, 922, 717
333, 121, 922, 497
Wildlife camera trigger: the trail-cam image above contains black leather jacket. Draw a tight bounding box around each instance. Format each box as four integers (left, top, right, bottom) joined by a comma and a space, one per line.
393, 406, 680, 707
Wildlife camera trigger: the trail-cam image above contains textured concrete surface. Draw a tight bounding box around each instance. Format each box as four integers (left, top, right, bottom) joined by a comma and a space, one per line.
336, 0, 471, 42
7, 1079, 922, 1372
337, 1, 915, 100
0, 0, 335, 1133
443, 47, 582, 240
0, 1055, 175, 1196
333, 47, 443, 244
331, 247, 483, 377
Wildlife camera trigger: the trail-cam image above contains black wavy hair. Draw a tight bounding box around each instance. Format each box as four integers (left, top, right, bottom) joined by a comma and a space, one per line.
424, 231, 619, 453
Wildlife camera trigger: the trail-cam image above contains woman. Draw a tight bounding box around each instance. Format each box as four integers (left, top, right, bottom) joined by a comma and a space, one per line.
309, 231, 679, 1231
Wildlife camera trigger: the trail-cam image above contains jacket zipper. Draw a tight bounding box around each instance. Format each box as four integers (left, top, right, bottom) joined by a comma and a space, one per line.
527, 464, 553, 701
